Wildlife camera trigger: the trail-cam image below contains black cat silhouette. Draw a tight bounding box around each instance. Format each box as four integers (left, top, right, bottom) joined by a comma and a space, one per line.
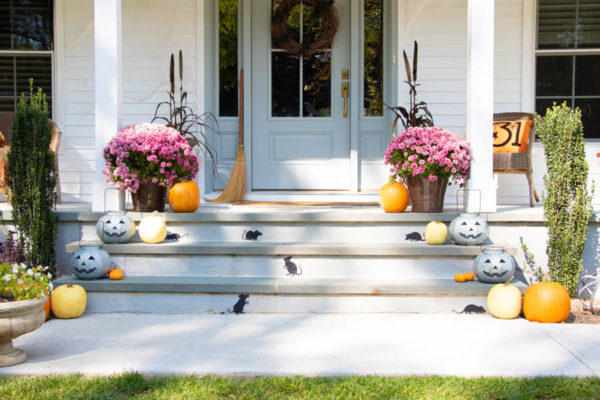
405, 232, 425, 242
242, 230, 263, 241
283, 256, 302, 276
453, 304, 486, 314
229, 294, 249, 314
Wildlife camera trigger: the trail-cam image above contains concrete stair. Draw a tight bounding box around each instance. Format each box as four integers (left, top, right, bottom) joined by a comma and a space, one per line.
57, 206, 527, 314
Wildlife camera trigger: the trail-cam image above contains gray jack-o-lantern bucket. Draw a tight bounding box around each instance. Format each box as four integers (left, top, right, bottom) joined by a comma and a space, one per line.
70, 244, 112, 280
473, 247, 516, 283
96, 211, 136, 243
449, 213, 489, 246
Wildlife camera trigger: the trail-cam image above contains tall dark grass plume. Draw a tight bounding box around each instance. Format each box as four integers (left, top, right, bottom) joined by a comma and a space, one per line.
153, 50, 219, 173
385, 41, 434, 133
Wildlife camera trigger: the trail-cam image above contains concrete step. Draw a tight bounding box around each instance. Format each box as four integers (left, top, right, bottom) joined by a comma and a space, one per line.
53, 275, 528, 314
65, 241, 519, 279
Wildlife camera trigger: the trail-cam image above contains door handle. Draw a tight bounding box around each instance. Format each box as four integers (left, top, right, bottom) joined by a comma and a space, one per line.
341, 82, 349, 118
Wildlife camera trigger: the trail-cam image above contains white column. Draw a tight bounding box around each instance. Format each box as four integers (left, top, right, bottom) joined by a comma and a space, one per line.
465, 0, 496, 212
93, 0, 122, 211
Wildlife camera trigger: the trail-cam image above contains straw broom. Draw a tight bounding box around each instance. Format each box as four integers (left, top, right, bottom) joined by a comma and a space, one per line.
209, 69, 246, 203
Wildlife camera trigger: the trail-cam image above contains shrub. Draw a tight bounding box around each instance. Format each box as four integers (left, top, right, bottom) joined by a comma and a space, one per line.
6, 82, 57, 276
534, 103, 593, 296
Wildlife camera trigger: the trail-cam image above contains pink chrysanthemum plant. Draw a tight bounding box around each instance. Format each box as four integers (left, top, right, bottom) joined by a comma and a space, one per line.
384, 126, 471, 185
103, 123, 199, 192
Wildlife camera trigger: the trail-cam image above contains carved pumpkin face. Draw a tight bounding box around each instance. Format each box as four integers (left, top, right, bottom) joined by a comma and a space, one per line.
473, 248, 516, 283
70, 245, 112, 280
96, 211, 136, 243
449, 213, 489, 245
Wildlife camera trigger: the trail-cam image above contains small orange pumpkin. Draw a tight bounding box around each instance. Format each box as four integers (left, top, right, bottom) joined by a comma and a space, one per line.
523, 281, 570, 323
454, 273, 474, 282
108, 267, 124, 280
43, 294, 51, 321
379, 181, 409, 213
168, 181, 200, 212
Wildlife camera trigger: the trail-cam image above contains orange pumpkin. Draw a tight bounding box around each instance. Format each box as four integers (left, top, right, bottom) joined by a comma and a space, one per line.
109, 267, 124, 280
168, 181, 200, 212
379, 182, 409, 213
454, 273, 467, 282
523, 282, 570, 323
43, 294, 51, 321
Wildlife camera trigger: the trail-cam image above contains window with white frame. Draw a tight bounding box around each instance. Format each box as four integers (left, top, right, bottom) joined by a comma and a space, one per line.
536, 0, 600, 138
0, 0, 53, 138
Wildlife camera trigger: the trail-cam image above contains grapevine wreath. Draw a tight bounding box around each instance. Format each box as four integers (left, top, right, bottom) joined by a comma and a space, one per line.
272, 0, 339, 57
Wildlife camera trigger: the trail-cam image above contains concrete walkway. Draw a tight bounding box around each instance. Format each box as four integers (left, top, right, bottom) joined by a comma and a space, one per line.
2, 312, 600, 377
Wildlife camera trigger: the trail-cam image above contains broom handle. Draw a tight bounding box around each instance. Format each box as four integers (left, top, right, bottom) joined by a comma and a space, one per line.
238, 69, 244, 147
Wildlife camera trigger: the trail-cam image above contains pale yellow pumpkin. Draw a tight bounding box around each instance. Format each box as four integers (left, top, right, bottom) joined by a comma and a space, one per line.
424, 220, 448, 245
487, 278, 522, 319
139, 211, 167, 244
51, 282, 87, 319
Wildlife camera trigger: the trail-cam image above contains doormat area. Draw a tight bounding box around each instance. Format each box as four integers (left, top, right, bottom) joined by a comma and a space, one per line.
231, 201, 379, 207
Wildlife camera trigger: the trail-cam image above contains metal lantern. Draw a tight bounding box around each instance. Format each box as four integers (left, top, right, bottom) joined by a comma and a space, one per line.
473, 247, 516, 283
70, 244, 112, 280
448, 213, 489, 246
96, 211, 136, 243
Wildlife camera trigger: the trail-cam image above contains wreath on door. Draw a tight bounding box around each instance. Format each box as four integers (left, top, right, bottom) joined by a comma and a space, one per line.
272, 0, 339, 57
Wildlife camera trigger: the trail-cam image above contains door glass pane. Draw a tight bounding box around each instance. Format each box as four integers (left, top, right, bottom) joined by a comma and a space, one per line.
303, 52, 331, 117
575, 98, 600, 138
536, 56, 572, 97
271, 0, 330, 118
272, 0, 300, 49
219, 0, 238, 117
575, 55, 600, 96
364, 0, 383, 116
272, 52, 300, 117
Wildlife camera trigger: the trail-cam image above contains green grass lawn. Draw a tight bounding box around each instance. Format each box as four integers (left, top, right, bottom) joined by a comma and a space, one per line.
1, 374, 600, 400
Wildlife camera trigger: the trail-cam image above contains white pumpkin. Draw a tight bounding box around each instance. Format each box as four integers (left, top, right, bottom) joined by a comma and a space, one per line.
96, 211, 136, 243
424, 220, 448, 245
448, 213, 489, 245
138, 211, 167, 244
70, 244, 112, 280
487, 278, 522, 319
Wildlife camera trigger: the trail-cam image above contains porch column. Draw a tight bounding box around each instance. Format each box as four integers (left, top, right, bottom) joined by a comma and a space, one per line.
92, 0, 122, 211
465, 0, 496, 212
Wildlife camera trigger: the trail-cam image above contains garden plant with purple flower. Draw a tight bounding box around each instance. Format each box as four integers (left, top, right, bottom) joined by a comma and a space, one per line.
385, 127, 471, 185
103, 123, 199, 192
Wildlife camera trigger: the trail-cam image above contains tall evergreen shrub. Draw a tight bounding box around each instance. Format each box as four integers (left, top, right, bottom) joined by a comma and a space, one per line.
534, 103, 593, 296
6, 82, 57, 275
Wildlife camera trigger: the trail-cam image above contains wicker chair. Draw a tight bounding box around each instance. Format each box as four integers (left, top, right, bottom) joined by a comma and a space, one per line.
493, 112, 539, 207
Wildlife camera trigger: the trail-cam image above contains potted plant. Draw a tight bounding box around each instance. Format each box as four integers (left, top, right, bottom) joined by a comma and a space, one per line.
385, 126, 471, 212
103, 123, 199, 212
0, 231, 52, 367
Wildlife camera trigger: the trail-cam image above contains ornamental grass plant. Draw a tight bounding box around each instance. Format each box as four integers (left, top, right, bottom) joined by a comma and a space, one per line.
384, 126, 471, 184
103, 123, 199, 192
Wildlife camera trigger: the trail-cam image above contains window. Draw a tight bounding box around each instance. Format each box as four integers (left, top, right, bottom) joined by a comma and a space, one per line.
536, 0, 600, 138
0, 0, 53, 137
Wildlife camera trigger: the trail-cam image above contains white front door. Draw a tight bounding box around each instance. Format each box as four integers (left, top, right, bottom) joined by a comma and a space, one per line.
251, 0, 352, 190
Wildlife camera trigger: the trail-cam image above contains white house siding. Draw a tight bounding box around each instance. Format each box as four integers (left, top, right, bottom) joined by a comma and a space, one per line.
56, 0, 599, 206
59, 0, 199, 202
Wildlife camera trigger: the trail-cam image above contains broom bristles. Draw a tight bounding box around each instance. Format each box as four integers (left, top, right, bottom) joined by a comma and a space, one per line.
208, 146, 246, 203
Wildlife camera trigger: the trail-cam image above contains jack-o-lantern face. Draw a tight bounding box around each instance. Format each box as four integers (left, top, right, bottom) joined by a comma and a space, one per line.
449, 213, 489, 245
96, 211, 135, 243
70, 245, 112, 280
473, 247, 516, 283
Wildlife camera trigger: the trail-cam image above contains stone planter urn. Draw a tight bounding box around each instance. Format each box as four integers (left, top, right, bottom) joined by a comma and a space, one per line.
0, 296, 47, 367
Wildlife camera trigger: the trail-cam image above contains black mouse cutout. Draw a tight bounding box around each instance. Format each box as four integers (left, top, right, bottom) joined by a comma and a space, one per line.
228, 294, 249, 314
453, 304, 486, 314
164, 232, 189, 242
242, 230, 263, 241
405, 232, 425, 242
283, 256, 302, 276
